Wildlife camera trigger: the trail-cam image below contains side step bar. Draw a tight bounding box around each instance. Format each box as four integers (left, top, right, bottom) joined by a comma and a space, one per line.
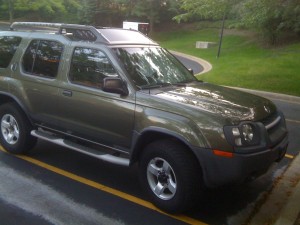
31, 130, 130, 167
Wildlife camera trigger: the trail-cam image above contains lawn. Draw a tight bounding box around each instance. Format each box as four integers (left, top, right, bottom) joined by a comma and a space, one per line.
152, 28, 300, 97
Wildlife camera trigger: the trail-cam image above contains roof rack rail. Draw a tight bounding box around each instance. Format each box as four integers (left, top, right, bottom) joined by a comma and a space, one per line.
10, 22, 62, 32
10, 22, 107, 43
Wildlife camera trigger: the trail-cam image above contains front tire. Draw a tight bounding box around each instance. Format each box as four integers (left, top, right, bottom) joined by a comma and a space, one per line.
0, 103, 37, 154
139, 139, 203, 213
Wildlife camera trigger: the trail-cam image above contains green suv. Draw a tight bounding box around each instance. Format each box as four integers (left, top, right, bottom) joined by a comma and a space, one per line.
0, 22, 288, 213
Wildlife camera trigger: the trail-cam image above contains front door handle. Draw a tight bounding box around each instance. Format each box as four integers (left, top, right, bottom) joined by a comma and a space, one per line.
62, 90, 72, 97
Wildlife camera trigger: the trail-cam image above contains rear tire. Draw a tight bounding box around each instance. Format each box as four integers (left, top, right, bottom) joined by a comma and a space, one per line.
139, 139, 203, 213
0, 103, 37, 154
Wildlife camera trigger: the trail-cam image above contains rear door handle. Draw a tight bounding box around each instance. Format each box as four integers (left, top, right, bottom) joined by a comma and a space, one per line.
62, 90, 72, 97
11, 62, 17, 71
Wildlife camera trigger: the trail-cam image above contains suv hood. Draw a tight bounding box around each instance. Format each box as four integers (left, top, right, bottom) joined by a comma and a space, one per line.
154, 82, 276, 122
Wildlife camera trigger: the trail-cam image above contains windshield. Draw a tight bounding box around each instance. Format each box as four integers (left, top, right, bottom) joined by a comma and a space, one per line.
112, 47, 197, 88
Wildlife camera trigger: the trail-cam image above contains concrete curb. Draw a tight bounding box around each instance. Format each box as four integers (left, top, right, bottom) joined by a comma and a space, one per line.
249, 152, 300, 225
170, 50, 212, 75
228, 87, 300, 104
0, 21, 10, 24
274, 159, 300, 225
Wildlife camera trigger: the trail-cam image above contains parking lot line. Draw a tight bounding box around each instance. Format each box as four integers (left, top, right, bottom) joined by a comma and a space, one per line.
286, 119, 300, 124
285, 154, 295, 159
0, 146, 207, 225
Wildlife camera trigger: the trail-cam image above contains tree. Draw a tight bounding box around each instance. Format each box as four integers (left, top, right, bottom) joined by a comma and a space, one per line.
8, 0, 14, 23
238, 0, 282, 44
132, 0, 161, 33
78, 0, 96, 24
173, 0, 241, 22
78, 0, 127, 26
174, 0, 300, 45
0, 0, 16, 23
173, 0, 241, 57
238, 0, 300, 44
0, 0, 81, 23
58, 0, 81, 23
123, 0, 181, 32
279, 0, 300, 35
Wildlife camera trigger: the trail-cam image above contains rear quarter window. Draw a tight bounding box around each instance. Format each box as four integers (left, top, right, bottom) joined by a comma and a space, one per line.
0, 36, 22, 68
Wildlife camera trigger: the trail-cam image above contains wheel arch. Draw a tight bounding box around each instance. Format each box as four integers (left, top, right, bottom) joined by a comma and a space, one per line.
130, 127, 202, 168
0, 92, 33, 125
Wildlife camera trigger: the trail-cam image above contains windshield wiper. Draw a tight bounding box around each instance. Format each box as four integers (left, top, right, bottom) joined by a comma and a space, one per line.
139, 82, 173, 90
175, 80, 203, 86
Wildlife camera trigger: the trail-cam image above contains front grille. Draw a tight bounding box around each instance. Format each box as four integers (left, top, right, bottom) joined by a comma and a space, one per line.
265, 116, 281, 130
262, 112, 287, 146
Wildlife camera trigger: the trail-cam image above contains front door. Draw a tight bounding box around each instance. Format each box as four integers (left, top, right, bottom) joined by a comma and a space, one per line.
57, 46, 135, 150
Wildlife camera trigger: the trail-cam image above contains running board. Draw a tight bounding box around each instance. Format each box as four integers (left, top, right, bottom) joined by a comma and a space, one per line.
31, 130, 130, 167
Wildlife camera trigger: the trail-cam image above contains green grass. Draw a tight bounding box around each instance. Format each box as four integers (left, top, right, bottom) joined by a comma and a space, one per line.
152, 29, 300, 96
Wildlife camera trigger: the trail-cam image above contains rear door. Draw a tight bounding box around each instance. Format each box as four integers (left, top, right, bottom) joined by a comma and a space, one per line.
0, 35, 22, 91
10, 35, 68, 128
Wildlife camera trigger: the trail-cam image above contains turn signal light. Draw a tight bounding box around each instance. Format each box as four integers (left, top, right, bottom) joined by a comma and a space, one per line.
213, 149, 234, 158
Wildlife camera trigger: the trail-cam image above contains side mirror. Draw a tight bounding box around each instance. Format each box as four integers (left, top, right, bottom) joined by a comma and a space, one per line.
188, 68, 194, 75
103, 77, 129, 96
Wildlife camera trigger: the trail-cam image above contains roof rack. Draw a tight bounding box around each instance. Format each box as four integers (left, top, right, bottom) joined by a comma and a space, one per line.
9, 22, 158, 45
10, 22, 107, 43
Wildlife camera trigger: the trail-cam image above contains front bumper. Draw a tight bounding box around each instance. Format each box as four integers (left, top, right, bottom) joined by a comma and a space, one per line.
193, 135, 288, 188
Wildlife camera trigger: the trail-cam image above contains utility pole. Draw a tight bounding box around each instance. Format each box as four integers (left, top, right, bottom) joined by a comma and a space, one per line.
217, 12, 226, 58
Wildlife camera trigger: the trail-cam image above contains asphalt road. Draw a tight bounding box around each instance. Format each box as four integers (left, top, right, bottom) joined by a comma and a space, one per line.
0, 23, 9, 30
174, 54, 204, 74
0, 57, 299, 225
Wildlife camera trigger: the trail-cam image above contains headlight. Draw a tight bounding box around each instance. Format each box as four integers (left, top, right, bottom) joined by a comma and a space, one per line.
242, 124, 254, 142
224, 122, 261, 147
231, 127, 242, 146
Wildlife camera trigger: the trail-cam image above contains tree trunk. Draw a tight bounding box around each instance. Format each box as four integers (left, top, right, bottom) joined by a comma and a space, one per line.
149, 18, 154, 35
8, 0, 14, 23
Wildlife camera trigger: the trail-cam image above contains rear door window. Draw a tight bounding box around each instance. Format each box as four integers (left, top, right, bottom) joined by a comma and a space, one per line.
22, 40, 63, 78
0, 36, 22, 68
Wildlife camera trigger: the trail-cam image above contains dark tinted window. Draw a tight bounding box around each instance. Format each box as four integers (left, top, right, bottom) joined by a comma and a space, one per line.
22, 40, 63, 78
69, 47, 118, 88
0, 36, 22, 68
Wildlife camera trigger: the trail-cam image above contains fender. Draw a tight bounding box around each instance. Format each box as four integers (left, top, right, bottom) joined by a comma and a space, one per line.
0, 91, 34, 125
129, 107, 210, 164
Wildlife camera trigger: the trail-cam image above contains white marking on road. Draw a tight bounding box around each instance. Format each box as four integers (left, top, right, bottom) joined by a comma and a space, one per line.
0, 161, 125, 225
286, 119, 300, 124
268, 98, 300, 105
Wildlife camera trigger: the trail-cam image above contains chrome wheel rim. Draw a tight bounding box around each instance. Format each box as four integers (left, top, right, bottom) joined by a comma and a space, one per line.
1, 114, 19, 145
147, 157, 177, 200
